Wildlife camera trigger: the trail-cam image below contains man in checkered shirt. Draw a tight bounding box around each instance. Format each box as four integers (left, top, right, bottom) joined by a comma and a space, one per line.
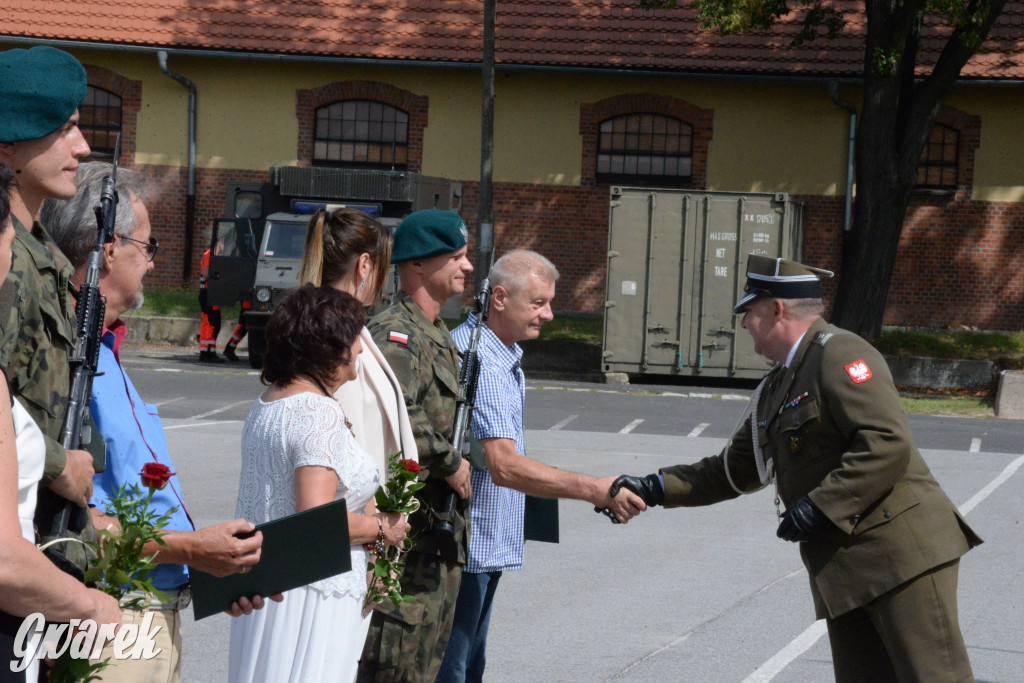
436, 250, 645, 683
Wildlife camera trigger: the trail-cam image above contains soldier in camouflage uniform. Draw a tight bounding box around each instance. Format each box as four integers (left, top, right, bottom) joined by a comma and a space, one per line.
0, 46, 99, 574
359, 209, 474, 683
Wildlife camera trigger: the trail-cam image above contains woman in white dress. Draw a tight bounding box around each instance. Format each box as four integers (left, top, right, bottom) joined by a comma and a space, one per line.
0, 164, 121, 681
228, 285, 410, 683
298, 208, 418, 480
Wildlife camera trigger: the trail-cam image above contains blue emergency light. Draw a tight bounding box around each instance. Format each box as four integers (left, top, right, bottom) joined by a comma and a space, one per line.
290, 200, 381, 216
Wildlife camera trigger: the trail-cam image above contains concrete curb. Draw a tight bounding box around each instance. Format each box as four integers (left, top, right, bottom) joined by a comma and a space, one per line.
122, 315, 248, 350
123, 317, 1005, 396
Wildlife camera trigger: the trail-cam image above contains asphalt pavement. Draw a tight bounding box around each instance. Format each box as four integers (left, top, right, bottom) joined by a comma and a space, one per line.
119, 345, 1023, 682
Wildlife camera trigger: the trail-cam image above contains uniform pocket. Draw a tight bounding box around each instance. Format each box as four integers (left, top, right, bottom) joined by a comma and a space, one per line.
851, 484, 920, 535
434, 362, 460, 398
777, 398, 821, 463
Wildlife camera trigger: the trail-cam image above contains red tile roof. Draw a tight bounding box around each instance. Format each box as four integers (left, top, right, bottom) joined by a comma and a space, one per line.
2, 0, 1022, 79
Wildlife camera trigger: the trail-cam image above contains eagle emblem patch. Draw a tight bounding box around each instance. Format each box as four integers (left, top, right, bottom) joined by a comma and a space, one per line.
845, 359, 872, 383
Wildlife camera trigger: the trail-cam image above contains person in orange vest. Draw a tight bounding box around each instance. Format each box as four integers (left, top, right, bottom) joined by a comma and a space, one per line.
222, 300, 250, 362
198, 244, 224, 363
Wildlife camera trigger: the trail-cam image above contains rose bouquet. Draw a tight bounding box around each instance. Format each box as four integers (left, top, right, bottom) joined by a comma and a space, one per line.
362, 453, 423, 610
48, 463, 178, 682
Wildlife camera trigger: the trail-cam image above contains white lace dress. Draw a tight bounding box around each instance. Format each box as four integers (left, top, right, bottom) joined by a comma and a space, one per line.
228, 392, 380, 683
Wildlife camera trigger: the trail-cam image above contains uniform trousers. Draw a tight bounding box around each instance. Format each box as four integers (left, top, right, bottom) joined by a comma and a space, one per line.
827, 559, 972, 683
358, 551, 462, 683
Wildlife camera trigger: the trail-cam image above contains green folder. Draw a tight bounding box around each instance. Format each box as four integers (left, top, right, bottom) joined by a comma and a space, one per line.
523, 495, 559, 544
467, 435, 560, 544
190, 498, 351, 620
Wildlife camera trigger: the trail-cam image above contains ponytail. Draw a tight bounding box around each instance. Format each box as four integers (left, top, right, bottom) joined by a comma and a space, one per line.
298, 210, 328, 287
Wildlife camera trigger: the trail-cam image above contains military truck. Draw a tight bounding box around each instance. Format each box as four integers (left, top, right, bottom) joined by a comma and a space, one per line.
206, 167, 459, 367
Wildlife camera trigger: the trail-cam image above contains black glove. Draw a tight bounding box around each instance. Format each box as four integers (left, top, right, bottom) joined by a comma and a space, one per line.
614, 474, 664, 507
776, 496, 833, 543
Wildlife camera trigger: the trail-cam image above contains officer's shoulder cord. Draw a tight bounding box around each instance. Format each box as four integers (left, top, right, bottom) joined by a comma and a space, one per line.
723, 369, 776, 497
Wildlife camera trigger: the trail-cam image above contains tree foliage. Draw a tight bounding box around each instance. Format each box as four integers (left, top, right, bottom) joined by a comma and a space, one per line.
639, 0, 1009, 338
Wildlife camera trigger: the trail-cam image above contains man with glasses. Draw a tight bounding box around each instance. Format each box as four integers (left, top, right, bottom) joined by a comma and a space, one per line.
43, 161, 276, 683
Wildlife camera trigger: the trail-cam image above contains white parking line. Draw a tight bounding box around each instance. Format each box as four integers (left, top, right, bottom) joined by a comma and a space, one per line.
742, 621, 828, 683
153, 397, 183, 407
619, 419, 644, 434
969, 438, 981, 453
745, 453, 1024, 681
187, 399, 252, 420
687, 423, 709, 438
154, 368, 182, 373
549, 415, 578, 431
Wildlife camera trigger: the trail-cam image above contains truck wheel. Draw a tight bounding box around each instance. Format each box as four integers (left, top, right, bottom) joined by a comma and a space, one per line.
248, 329, 266, 369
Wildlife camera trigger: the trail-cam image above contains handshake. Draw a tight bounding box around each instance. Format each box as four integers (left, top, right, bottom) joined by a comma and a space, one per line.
594, 474, 664, 524
594, 474, 835, 544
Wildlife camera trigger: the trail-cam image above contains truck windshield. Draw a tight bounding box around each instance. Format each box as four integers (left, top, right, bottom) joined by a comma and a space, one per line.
262, 221, 308, 259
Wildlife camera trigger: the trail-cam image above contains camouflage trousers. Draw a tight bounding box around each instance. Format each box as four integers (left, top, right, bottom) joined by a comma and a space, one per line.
357, 551, 462, 683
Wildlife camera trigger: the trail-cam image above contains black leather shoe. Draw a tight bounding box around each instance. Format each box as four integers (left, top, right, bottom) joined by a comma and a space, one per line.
223, 347, 239, 362
199, 351, 225, 364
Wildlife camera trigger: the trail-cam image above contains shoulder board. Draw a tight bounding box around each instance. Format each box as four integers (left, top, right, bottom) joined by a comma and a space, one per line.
387, 330, 410, 345
813, 331, 834, 346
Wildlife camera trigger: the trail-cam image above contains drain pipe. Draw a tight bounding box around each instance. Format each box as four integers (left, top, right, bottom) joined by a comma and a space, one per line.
157, 51, 198, 284
828, 81, 857, 233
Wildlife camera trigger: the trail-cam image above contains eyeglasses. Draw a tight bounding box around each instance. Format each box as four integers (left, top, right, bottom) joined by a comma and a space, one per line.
119, 235, 159, 262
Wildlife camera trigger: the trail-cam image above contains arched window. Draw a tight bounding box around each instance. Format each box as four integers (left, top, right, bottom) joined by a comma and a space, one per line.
916, 123, 959, 190
597, 113, 693, 186
80, 86, 122, 161
313, 100, 409, 169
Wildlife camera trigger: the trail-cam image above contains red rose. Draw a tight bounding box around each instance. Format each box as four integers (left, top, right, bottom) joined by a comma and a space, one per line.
400, 459, 421, 474
140, 462, 175, 491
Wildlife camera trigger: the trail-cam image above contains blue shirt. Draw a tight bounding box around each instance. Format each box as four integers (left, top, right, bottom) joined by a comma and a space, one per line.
452, 314, 526, 573
90, 320, 194, 591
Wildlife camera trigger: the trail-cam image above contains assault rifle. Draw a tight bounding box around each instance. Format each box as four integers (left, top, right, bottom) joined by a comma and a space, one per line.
432, 278, 492, 549
43, 153, 118, 578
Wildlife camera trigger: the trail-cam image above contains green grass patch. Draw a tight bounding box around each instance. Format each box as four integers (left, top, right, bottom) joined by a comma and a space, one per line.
875, 329, 1024, 368
899, 396, 994, 418
441, 313, 603, 342
539, 314, 603, 343
125, 288, 199, 318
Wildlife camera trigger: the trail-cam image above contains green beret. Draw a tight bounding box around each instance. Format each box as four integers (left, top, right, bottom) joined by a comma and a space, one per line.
0, 46, 87, 144
392, 209, 469, 264
733, 254, 834, 314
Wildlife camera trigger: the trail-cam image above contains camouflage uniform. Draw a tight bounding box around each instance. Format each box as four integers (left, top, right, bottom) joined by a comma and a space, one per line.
0, 217, 96, 572
358, 291, 467, 683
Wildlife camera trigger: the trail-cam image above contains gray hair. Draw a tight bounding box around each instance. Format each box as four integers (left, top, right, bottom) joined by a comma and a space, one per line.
489, 250, 559, 295
41, 161, 145, 269
784, 297, 825, 320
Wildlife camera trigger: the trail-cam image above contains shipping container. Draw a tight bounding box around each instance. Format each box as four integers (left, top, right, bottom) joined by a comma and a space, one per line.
602, 187, 805, 380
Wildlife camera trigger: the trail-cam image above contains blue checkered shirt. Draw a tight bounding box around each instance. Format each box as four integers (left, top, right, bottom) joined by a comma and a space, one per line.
452, 314, 526, 573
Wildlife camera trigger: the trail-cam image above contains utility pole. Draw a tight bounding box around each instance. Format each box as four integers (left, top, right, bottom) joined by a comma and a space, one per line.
475, 0, 496, 289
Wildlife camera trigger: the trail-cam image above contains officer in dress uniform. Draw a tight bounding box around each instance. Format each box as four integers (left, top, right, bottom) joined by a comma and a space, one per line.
616, 254, 982, 682
358, 209, 474, 682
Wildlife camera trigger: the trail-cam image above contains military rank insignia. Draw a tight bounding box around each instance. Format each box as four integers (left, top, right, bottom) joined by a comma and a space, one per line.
845, 359, 872, 383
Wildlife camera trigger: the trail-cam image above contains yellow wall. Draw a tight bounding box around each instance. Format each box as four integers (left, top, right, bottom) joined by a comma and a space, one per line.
947, 88, 1024, 202
52, 46, 1024, 200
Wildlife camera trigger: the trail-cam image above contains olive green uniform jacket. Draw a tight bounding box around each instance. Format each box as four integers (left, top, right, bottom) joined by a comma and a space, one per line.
368, 292, 468, 565
661, 318, 981, 619
0, 217, 97, 570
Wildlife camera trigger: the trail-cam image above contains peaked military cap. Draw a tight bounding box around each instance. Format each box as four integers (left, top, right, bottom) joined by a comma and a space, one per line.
0, 46, 88, 144
733, 254, 834, 314
391, 209, 469, 264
